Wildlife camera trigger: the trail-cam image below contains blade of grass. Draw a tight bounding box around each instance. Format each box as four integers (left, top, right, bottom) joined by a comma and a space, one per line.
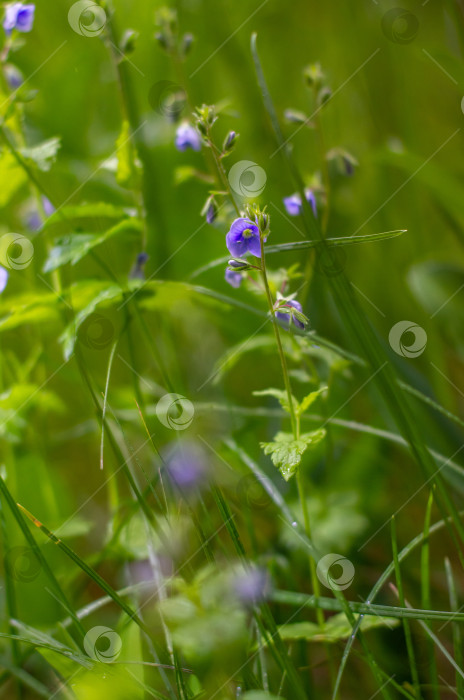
421, 489, 439, 700
391, 517, 422, 698
0, 476, 85, 640
189, 230, 406, 279
15, 502, 178, 700
444, 557, 464, 699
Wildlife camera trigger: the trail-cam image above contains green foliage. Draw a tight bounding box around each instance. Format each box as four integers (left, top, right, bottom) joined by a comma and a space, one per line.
260, 429, 326, 480
278, 612, 399, 643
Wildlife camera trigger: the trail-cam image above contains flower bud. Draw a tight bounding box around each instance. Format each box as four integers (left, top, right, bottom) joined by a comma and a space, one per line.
120, 29, 138, 55
317, 86, 332, 107
181, 32, 194, 56
155, 31, 170, 51
284, 109, 311, 125
303, 62, 325, 88
222, 130, 238, 153
326, 148, 358, 177
201, 195, 218, 224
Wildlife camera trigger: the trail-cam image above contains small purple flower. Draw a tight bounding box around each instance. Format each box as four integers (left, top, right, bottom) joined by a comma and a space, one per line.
27, 196, 55, 231
283, 188, 317, 217
225, 268, 242, 288
164, 440, 208, 491
175, 122, 201, 152
226, 217, 262, 258
0, 266, 8, 293
276, 299, 305, 330
234, 568, 269, 606
3, 3, 35, 35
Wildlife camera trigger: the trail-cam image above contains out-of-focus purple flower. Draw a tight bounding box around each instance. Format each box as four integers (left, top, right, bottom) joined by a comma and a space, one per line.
226, 217, 262, 258
175, 122, 201, 152
283, 188, 317, 217
276, 299, 305, 330
225, 268, 242, 288
42, 196, 55, 217
27, 196, 55, 231
3, 3, 35, 34
0, 266, 9, 293
164, 440, 209, 491
27, 211, 41, 231
233, 567, 269, 606
4, 63, 23, 89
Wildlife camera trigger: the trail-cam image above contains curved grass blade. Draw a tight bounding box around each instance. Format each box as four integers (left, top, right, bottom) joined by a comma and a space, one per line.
0, 476, 85, 640
272, 590, 464, 624
189, 230, 406, 279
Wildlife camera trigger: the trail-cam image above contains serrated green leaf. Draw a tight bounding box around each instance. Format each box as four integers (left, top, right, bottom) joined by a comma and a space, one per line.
20, 137, 61, 172
297, 386, 327, 416
260, 429, 326, 481
43, 218, 142, 273
253, 388, 298, 414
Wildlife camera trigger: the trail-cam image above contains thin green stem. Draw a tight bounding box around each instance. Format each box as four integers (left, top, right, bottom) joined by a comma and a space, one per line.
259, 235, 297, 437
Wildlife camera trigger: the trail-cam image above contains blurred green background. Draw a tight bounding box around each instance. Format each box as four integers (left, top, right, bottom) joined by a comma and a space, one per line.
1, 0, 464, 697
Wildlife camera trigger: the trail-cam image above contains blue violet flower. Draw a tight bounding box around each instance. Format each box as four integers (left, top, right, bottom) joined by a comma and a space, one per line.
283, 188, 317, 217
175, 121, 201, 152
3, 3, 35, 34
226, 217, 263, 258
276, 299, 305, 329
